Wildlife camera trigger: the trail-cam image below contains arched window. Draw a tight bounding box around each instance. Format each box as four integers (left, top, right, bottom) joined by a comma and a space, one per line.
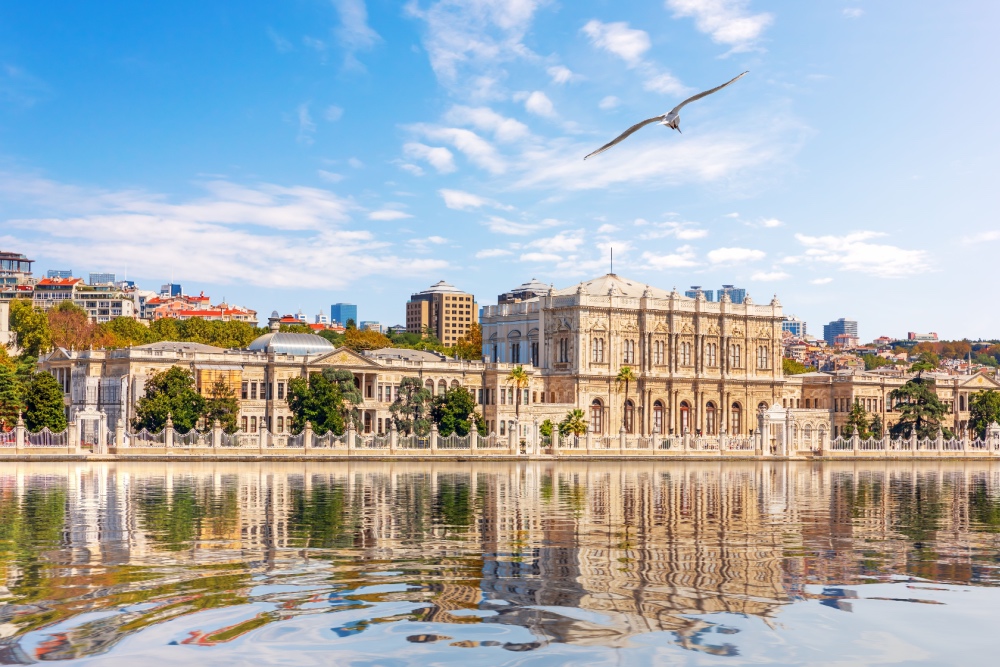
706, 343, 717, 367
731, 403, 742, 434
653, 400, 665, 434
624, 399, 635, 434
681, 342, 692, 366
623, 340, 635, 364
654, 340, 665, 365
758, 401, 769, 412
729, 344, 741, 368
438, 379, 448, 395
757, 346, 769, 369
590, 399, 604, 434
706, 402, 717, 435
680, 401, 691, 434
425, 379, 435, 396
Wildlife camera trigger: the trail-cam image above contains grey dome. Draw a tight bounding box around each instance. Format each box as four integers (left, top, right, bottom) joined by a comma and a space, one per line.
248, 332, 334, 355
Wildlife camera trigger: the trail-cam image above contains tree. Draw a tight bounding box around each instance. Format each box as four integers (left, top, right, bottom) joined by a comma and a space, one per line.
9, 299, 50, 356
889, 376, 950, 439
204, 379, 240, 433
910, 352, 939, 374
615, 365, 637, 430
539, 419, 554, 438
559, 408, 588, 437
342, 327, 392, 352
390, 376, 432, 436
286, 372, 346, 435
345, 318, 357, 330
454, 323, 483, 361
47, 301, 94, 350
969, 390, 1000, 438
506, 365, 529, 420
132, 367, 207, 433
782, 358, 813, 375
279, 323, 313, 334
0, 364, 23, 431
431, 386, 485, 436
323, 368, 363, 431
95, 317, 154, 347
842, 401, 872, 439
870, 415, 884, 438
22, 372, 67, 433
862, 354, 892, 371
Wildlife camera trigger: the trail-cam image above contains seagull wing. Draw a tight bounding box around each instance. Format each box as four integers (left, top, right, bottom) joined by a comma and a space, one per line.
583, 116, 665, 160
669, 71, 748, 115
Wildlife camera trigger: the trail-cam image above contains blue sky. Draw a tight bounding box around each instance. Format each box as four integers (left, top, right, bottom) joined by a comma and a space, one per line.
1, 1, 998, 340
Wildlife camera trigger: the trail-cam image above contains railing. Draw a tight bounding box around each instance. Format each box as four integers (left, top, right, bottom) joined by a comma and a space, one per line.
726, 436, 754, 451
311, 432, 347, 449
175, 429, 211, 447
859, 437, 883, 451
220, 431, 257, 448
436, 433, 471, 450
286, 432, 305, 448
478, 433, 507, 449
398, 434, 431, 450
129, 429, 166, 447
830, 437, 852, 451
0, 430, 15, 448
357, 433, 390, 450
27, 428, 69, 447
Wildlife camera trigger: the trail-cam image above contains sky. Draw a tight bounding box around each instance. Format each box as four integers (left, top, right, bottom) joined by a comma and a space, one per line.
1, 1, 998, 341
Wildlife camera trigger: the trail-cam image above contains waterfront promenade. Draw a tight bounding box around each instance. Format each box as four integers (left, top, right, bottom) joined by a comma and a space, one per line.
3, 415, 1000, 461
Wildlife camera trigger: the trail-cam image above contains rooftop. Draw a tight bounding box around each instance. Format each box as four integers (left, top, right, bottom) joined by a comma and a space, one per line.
247, 332, 334, 355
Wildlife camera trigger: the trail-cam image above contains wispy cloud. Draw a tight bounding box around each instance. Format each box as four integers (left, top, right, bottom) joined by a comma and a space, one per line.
296, 103, 316, 145
666, 0, 773, 53
324, 105, 344, 121
368, 209, 413, 221
810, 277, 833, 285
581, 20, 686, 96
522, 90, 555, 117
793, 231, 929, 278
409, 124, 506, 174
547, 65, 575, 84
707, 246, 765, 264
750, 270, 790, 281
443, 105, 530, 142
266, 27, 293, 52
641, 245, 699, 270
635, 219, 708, 240
438, 188, 512, 211
843, 8, 864, 19
475, 248, 512, 258
599, 95, 620, 110
482, 215, 561, 236
403, 142, 456, 173
332, 0, 382, 67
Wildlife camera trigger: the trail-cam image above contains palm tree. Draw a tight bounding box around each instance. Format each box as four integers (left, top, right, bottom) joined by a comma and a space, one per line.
615, 365, 638, 431
506, 365, 529, 420
560, 409, 588, 437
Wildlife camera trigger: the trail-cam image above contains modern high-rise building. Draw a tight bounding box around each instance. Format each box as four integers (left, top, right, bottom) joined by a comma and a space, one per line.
89, 272, 116, 285
823, 318, 858, 346
330, 303, 357, 327
160, 283, 182, 297
684, 286, 715, 301
47, 269, 72, 279
406, 280, 478, 347
718, 285, 746, 304
782, 315, 807, 338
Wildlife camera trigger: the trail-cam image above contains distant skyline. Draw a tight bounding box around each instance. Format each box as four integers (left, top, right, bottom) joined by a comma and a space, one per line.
2, 1, 998, 341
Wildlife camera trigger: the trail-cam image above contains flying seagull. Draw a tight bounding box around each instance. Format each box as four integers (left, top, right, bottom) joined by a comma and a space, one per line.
583, 71, 748, 160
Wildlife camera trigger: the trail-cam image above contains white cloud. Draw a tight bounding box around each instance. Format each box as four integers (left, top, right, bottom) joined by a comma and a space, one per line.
396, 162, 425, 176
426, 235, 448, 244
348, 157, 364, 169
332, 0, 382, 64
843, 8, 864, 19
403, 142, 457, 173
642, 245, 699, 269
793, 231, 928, 278
598, 95, 620, 110
521, 252, 562, 262
637, 220, 708, 241
266, 27, 293, 53
324, 105, 344, 121
482, 215, 561, 236
810, 277, 833, 285
750, 270, 790, 281
707, 246, 765, 263
443, 105, 530, 142
411, 124, 506, 174
666, 0, 773, 52
548, 65, 575, 84
317, 169, 344, 183
596, 223, 619, 234
438, 188, 512, 211
962, 231, 1000, 243
368, 209, 413, 221
523, 90, 555, 117
582, 20, 651, 66
527, 230, 584, 253
643, 72, 687, 96
296, 103, 316, 145
0, 174, 446, 290
476, 248, 512, 258
759, 217, 783, 228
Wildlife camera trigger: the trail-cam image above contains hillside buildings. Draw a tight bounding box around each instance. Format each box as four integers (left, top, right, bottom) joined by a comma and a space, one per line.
823, 317, 858, 346
782, 315, 807, 338
406, 280, 478, 347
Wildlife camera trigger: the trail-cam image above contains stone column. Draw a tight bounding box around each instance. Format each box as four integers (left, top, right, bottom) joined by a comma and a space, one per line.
468, 415, 478, 453
987, 422, 1000, 454
430, 423, 439, 453
509, 421, 518, 455
552, 428, 560, 456
585, 429, 593, 455
851, 431, 860, 455
115, 421, 125, 449
935, 426, 944, 452
532, 418, 539, 457
68, 421, 79, 454
14, 413, 25, 454
165, 413, 175, 450
347, 424, 357, 452
212, 419, 222, 449
303, 421, 314, 450
619, 425, 627, 454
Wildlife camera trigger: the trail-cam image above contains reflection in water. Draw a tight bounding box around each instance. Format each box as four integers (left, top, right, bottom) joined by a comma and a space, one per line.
0, 462, 998, 664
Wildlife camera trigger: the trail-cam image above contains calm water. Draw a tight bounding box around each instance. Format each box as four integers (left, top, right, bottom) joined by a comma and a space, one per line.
1, 462, 999, 666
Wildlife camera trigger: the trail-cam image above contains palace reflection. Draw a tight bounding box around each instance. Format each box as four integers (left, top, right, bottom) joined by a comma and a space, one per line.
1, 461, 1000, 662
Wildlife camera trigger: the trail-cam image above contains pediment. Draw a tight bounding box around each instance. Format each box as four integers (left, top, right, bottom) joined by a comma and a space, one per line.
311, 347, 383, 368
653, 322, 670, 334
959, 373, 1000, 390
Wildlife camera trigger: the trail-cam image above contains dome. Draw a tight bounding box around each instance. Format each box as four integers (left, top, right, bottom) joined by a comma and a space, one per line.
247, 332, 335, 355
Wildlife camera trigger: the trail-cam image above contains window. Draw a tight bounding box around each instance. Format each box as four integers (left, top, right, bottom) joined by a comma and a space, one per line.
729, 344, 741, 369
511, 343, 520, 364
623, 340, 635, 364
501, 388, 506, 405
654, 340, 665, 365
530, 342, 539, 366
757, 346, 769, 369
681, 342, 692, 366
706, 343, 717, 367
277, 382, 285, 400
250, 416, 257, 433
592, 337, 605, 363
241, 416, 248, 431
241, 381, 248, 399
500, 421, 506, 435
590, 399, 603, 434
731, 403, 742, 434
653, 400, 664, 434
523, 389, 529, 405
706, 403, 717, 435
251, 382, 258, 400
680, 401, 691, 434
277, 416, 284, 433
478, 389, 484, 404
624, 400, 635, 434
558, 338, 569, 363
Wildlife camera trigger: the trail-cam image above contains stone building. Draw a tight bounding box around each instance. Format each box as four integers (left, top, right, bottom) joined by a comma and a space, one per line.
481, 273, 786, 437
405, 280, 478, 347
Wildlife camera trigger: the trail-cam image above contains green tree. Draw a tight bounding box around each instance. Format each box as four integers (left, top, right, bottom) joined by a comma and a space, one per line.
9, 299, 51, 356
539, 419, 554, 438
911, 352, 939, 374
132, 367, 207, 433
98, 317, 155, 346
204, 378, 240, 433
431, 386, 486, 436
969, 390, 1000, 438
615, 365, 637, 430
842, 401, 872, 439
23, 372, 67, 432
559, 408, 588, 437
889, 376, 950, 439
506, 365, 529, 420
323, 369, 363, 431
318, 329, 345, 347
0, 364, 24, 431
390, 376, 432, 435
149, 317, 182, 342
870, 415, 884, 438
454, 323, 483, 361
862, 354, 892, 371
782, 357, 813, 375
345, 318, 357, 330
279, 323, 314, 334
286, 372, 346, 435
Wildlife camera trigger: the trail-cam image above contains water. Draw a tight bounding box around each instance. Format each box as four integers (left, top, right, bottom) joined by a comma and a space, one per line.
1, 462, 999, 666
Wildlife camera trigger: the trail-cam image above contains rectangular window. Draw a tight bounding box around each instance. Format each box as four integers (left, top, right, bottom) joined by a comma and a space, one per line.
278, 416, 284, 433
241, 382, 248, 399
501, 389, 506, 405
250, 416, 257, 432
478, 389, 484, 404
251, 383, 257, 400
277, 382, 285, 400
241, 416, 248, 431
